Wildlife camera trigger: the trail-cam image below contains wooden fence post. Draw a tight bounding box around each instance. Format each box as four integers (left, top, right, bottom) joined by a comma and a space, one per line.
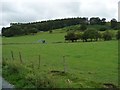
19, 52, 23, 64
11, 51, 14, 60
38, 55, 41, 69
63, 56, 67, 73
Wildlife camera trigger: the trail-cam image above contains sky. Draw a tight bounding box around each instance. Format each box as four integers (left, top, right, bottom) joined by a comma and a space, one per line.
0, 0, 119, 31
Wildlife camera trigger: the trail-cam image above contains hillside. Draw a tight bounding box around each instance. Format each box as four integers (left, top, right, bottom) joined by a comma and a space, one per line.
2, 17, 119, 37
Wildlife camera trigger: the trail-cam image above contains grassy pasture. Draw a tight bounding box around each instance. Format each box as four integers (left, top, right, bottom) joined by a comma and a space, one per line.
2, 32, 65, 44
2, 30, 118, 88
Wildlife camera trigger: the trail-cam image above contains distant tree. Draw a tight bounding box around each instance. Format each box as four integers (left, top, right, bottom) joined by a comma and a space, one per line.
116, 30, 120, 40
65, 32, 79, 42
101, 18, 106, 25
2, 27, 6, 36
79, 17, 88, 25
23, 27, 29, 35
90, 17, 101, 25
10, 25, 23, 35
111, 18, 118, 29
80, 24, 87, 31
2, 27, 14, 37
29, 28, 38, 35
75, 33, 82, 40
81, 32, 88, 42
82, 29, 100, 42
103, 30, 112, 41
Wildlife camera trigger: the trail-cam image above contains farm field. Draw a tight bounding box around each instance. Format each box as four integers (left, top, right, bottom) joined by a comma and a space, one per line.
2, 31, 119, 88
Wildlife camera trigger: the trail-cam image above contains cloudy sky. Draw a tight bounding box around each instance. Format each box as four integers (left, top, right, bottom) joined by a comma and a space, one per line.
0, 0, 119, 31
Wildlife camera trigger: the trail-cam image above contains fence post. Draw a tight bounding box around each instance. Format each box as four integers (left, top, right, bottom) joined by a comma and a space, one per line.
19, 52, 23, 64
11, 51, 14, 60
63, 56, 67, 73
38, 55, 41, 69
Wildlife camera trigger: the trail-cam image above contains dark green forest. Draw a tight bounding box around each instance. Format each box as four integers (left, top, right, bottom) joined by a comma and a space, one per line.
1, 17, 120, 37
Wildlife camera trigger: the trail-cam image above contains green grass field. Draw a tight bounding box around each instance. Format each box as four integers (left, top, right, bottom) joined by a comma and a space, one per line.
2, 30, 118, 88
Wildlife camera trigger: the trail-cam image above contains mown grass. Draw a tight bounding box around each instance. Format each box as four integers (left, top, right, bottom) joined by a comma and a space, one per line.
2, 30, 119, 88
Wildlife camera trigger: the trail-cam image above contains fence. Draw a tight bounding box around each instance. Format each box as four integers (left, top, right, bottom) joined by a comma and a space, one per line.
2, 51, 68, 73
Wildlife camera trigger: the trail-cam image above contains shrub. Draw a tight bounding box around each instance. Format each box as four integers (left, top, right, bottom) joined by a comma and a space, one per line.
49, 30, 53, 33
103, 30, 112, 41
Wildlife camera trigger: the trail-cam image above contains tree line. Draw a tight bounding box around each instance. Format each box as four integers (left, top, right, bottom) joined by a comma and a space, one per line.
65, 29, 120, 42
2, 17, 120, 37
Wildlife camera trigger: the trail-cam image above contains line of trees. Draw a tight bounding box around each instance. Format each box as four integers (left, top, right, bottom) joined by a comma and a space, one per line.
2, 17, 120, 37
2, 17, 88, 37
65, 30, 120, 42
2, 26, 38, 37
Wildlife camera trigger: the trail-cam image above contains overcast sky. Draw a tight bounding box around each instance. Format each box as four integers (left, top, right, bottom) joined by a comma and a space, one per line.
0, 0, 119, 31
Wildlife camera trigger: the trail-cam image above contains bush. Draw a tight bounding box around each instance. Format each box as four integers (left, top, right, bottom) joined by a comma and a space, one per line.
103, 30, 112, 41
49, 30, 53, 33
